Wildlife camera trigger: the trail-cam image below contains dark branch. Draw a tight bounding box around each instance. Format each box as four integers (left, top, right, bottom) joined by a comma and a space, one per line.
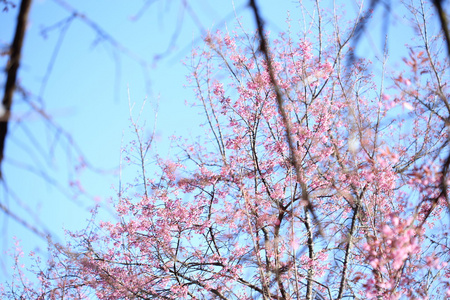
0, 0, 32, 178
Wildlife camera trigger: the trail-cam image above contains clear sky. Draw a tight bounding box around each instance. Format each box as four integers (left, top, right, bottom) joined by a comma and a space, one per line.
0, 0, 427, 283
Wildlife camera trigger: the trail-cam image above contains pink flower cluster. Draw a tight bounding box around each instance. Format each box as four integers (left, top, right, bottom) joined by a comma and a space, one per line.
363, 215, 420, 298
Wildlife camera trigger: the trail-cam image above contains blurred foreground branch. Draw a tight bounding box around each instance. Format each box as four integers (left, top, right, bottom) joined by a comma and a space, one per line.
0, 0, 32, 178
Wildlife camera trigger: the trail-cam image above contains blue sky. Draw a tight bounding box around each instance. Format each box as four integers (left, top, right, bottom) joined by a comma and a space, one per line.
0, 0, 430, 283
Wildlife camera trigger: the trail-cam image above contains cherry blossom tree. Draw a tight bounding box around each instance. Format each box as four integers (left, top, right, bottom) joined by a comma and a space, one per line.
2, 0, 450, 299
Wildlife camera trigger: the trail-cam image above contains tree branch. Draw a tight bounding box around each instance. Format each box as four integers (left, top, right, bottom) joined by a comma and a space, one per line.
0, 0, 32, 177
